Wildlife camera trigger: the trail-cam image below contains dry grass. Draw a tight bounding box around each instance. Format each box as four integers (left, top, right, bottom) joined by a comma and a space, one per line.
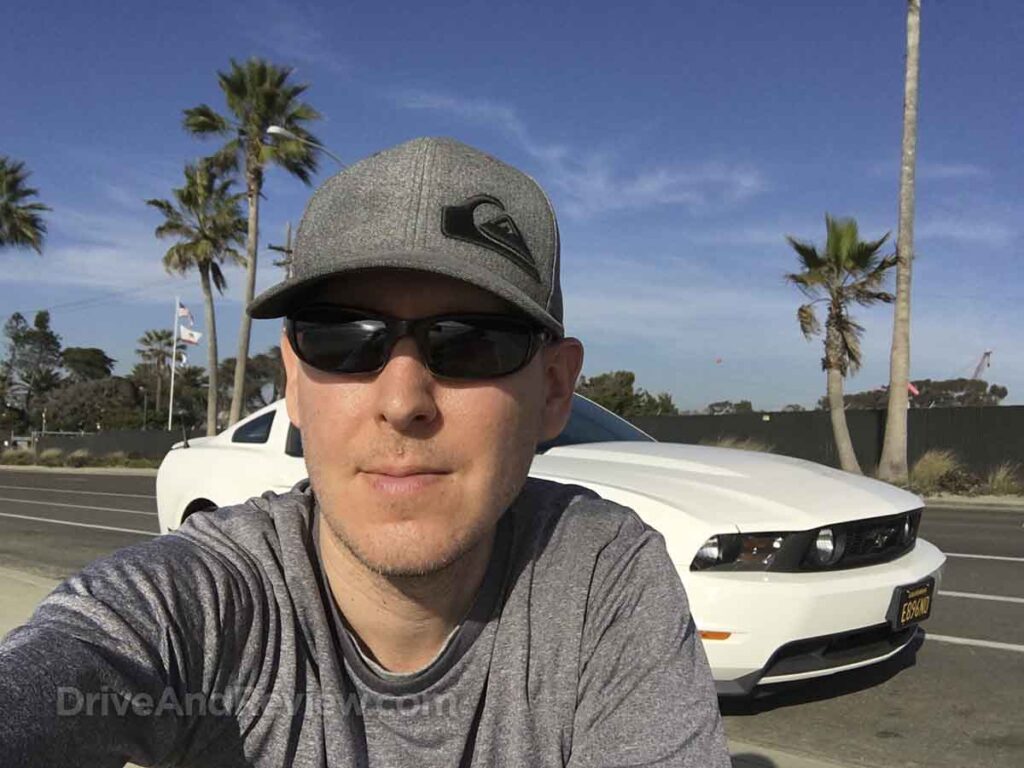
0, 448, 35, 466
64, 449, 93, 468
984, 462, 1024, 496
909, 449, 961, 495
701, 435, 775, 453
38, 448, 64, 467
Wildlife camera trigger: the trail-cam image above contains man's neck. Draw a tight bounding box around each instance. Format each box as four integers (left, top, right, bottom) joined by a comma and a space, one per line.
319, 521, 496, 674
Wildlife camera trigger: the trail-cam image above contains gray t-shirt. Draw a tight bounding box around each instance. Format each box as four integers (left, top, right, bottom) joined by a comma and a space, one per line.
0, 477, 729, 767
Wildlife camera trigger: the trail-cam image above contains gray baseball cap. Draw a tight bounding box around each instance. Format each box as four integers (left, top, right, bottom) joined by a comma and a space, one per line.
248, 137, 564, 337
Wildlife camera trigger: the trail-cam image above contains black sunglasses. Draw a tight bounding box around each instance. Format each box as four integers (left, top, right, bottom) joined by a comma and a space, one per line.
286, 305, 551, 380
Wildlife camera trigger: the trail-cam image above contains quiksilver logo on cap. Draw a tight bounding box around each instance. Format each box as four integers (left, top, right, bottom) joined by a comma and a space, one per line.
441, 195, 541, 282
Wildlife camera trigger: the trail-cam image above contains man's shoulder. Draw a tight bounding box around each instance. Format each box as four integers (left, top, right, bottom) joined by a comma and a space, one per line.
512, 477, 654, 563
176, 480, 315, 554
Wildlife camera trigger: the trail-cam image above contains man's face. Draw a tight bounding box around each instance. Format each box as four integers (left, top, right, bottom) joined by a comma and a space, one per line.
281, 269, 583, 577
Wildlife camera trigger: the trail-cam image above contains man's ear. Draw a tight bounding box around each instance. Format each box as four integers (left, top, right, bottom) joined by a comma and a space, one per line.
539, 337, 585, 442
280, 329, 302, 429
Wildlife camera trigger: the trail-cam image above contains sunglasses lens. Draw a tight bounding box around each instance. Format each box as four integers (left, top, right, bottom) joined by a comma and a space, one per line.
292, 315, 390, 373
426, 317, 536, 378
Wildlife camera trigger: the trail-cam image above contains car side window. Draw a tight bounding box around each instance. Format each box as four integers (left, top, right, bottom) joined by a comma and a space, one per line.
232, 411, 276, 444
285, 423, 304, 457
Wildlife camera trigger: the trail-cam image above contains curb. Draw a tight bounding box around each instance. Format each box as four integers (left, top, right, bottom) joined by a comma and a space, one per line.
0, 566, 59, 590
924, 495, 1024, 511
0, 567, 59, 639
729, 740, 860, 768
0, 465, 158, 477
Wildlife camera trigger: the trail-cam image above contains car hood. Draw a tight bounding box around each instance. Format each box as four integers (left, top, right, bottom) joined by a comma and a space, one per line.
169, 436, 217, 450
532, 441, 923, 531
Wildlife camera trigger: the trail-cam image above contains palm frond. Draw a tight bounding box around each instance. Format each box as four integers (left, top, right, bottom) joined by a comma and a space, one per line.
183, 104, 232, 136
0, 156, 50, 253
834, 314, 865, 373
210, 262, 228, 294
797, 304, 821, 339
785, 236, 826, 271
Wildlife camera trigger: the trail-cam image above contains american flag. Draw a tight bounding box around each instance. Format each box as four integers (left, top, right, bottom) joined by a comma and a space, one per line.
177, 301, 195, 327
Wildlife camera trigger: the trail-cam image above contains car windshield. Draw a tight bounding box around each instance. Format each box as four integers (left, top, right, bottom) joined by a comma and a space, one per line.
537, 395, 656, 453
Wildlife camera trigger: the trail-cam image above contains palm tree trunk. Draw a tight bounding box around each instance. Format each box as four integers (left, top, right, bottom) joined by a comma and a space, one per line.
825, 324, 862, 475
229, 169, 260, 425
878, 0, 921, 484
199, 265, 219, 436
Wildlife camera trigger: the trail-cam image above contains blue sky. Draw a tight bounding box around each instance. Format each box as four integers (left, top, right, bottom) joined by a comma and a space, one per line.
3, 0, 1021, 410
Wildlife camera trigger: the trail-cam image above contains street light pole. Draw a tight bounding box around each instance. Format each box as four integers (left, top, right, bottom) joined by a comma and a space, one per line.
265, 125, 345, 167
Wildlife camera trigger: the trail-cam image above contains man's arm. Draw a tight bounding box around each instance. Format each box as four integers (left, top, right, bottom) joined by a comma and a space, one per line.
0, 531, 256, 767
569, 511, 731, 767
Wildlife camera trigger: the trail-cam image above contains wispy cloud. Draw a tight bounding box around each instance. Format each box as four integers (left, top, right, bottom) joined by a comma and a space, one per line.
917, 218, 1015, 246
918, 163, 988, 180
238, 0, 350, 76
395, 91, 767, 219
870, 161, 988, 181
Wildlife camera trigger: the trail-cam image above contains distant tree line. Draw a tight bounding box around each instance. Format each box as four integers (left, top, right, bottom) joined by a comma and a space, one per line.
1, 310, 283, 435
816, 378, 1008, 411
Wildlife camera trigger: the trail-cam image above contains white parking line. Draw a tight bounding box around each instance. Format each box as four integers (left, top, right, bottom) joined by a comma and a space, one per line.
938, 590, 1024, 605
0, 484, 155, 499
926, 633, 1024, 654
945, 552, 1024, 563
0, 496, 157, 517
0, 512, 154, 536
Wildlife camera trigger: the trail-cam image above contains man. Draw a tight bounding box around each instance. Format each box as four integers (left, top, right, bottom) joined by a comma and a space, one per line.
0, 138, 729, 766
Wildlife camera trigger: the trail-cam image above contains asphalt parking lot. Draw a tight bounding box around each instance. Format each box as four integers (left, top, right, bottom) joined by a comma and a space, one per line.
0, 468, 1021, 767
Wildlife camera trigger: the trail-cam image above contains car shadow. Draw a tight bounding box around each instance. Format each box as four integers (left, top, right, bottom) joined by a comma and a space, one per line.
719, 629, 924, 716
730, 753, 779, 767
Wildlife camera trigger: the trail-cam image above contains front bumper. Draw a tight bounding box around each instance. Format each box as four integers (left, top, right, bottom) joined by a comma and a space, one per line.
685, 538, 946, 696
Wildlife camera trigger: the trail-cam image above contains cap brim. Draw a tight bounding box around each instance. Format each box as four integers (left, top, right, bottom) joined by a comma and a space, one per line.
248, 250, 564, 337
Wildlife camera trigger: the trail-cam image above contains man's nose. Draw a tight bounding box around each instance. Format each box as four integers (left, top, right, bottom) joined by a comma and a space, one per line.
373, 336, 439, 432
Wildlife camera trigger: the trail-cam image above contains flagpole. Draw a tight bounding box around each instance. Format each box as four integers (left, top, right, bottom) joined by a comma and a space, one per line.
168, 296, 179, 430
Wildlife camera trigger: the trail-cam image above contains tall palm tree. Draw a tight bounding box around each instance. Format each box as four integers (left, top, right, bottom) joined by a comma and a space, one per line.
136, 329, 183, 416
0, 156, 50, 254
183, 57, 322, 425
878, 0, 922, 484
147, 157, 246, 435
785, 215, 897, 474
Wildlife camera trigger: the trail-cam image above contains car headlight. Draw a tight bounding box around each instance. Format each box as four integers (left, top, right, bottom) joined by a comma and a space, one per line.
804, 526, 847, 568
900, 514, 914, 545
690, 533, 789, 571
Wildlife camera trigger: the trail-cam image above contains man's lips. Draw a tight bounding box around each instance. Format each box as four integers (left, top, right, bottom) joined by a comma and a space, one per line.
360, 465, 450, 477
358, 466, 450, 495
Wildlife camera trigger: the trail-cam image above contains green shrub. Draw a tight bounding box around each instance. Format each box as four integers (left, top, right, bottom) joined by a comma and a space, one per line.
125, 457, 160, 469
101, 451, 129, 467
984, 462, 1024, 496
909, 449, 960, 495
38, 448, 64, 467
64, 449, 93, 468
0, 448, 35, 466
702, 435, 775, 453
936, 467, 983, 495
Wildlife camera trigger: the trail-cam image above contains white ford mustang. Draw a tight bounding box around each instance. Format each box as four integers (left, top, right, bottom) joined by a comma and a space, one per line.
157, 395, 945, 696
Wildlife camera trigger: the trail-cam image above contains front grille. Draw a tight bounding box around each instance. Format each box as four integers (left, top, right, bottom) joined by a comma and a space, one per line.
801, 509, 921, 571
762, 623, 919, 678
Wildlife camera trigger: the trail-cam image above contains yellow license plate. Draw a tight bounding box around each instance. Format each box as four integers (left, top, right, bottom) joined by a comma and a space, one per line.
889, 578, 935, 630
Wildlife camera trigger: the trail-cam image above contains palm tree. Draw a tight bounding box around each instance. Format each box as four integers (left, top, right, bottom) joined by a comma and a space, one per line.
136, 329, 183, 416
878, 0, 922, 485
0, 156, 50, 254
785, 215, 897, 474
183, 57, 322, 425
147, 157, 246, 435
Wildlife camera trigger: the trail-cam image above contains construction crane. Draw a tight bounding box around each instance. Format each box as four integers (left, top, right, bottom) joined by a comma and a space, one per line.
971, 350, 993, 380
